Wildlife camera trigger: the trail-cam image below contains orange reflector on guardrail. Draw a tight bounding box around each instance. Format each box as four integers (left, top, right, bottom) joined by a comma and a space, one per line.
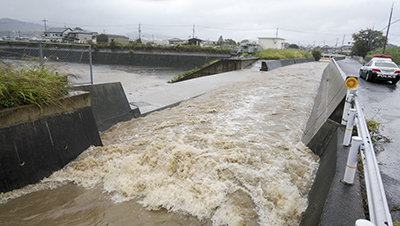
345, 77, 358, 89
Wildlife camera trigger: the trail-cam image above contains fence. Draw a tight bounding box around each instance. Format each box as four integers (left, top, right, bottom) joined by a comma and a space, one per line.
0, 41, 93, 84
342, 87, 393, 226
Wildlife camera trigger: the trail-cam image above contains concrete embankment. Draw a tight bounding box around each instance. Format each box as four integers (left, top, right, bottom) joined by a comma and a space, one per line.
300, 59, 365, 225
0, 92, 102, 193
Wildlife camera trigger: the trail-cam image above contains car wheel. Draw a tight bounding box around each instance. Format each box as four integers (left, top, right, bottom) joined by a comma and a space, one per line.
392, 79, 398, 85
359, 70, 364, 78
366, 72, 372, 81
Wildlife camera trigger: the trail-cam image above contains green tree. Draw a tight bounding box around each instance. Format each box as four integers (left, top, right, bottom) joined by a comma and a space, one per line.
312, 48, 322, 61
288, 44, 299, 49
351, 29, 386, 58
223, 38, 237, 46
217, 35, 223, 46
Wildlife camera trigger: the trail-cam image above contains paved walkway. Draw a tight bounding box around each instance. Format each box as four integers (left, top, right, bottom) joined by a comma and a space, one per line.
127, 69, 259, 115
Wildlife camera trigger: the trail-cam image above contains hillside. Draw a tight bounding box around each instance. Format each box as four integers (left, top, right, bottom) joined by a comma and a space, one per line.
0, 18, 43, 31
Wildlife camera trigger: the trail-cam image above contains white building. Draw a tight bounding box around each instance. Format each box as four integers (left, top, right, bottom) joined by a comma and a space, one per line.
66, 30, 97, 43
258, 37, 286, 50
43, 28, 72, 42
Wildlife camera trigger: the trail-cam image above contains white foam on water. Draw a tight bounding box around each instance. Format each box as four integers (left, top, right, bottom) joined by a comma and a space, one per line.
0, 62, 327, 225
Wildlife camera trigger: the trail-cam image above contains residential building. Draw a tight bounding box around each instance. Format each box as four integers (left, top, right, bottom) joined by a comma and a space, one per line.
97, 34, 129, 44
341, 44, 353, 55
188, 38, 203, 47
43, 28, 72, 42
258, 37, 286, 50
168, 38, 185, 45
66, 30, 97, 43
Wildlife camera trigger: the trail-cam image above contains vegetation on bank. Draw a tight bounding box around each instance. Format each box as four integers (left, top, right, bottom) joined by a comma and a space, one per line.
255, 49, 312, 60
168, 59, 220, 83
367, 47, 400, 65
0, 61, 73, 110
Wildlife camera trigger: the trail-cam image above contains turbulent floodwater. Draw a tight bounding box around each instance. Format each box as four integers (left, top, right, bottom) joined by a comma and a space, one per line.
0, 62, 327, 225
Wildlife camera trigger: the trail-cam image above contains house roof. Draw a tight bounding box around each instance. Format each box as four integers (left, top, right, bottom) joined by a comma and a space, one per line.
100, 34, 129, 39
45, 27, 72, 33
169, 38, 185, 42
258, 37, 285, 41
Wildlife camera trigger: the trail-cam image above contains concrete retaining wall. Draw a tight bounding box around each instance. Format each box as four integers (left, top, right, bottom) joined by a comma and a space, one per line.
0, 46, 230, 68
176, 57, 258, 82
300, 59, 354, 225
75, 82, 139, 131
260, 57, 315, 71
0, 92, 102, 193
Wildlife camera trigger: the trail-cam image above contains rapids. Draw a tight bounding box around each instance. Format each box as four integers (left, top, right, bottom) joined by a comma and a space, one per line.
0, 62, 327, 225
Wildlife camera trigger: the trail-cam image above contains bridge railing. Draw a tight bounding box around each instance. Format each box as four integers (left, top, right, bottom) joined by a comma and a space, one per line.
341, 87, 393, 226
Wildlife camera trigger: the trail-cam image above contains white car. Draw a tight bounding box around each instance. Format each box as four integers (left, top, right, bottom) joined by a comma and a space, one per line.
359, 55, 400, 85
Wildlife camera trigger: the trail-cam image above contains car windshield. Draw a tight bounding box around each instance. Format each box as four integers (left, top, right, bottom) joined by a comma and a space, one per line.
374, 62, 398, 68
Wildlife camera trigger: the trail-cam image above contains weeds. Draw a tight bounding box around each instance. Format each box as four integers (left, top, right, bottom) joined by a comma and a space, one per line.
366, 119, 391, 152
0, 61, 75, 110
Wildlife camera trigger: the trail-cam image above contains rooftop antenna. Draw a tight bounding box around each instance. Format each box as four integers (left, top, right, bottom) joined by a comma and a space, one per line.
193, 24, 195, 38
276, 27, 279, 38
382, 2, 394, 55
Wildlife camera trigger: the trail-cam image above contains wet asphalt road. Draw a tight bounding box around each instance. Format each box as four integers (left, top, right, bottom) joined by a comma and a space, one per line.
337, 57, 400, 222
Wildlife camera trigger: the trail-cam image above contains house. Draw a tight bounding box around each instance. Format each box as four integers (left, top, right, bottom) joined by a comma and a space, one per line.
258, 37, 286, 50
341, 44, 353, 55
97, 34, 129, 44
237, 42, 257, 54
43, 27, 72, 42
168, 38, 185, 45
66, 30, 97, 43
188, 38, 203, 47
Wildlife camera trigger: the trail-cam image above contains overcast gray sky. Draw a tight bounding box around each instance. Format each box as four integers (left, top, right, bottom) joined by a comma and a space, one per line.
1, 0, 399, 46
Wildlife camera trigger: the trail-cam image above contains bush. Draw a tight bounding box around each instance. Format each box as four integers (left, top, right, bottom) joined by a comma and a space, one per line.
312, 49, 322, 61
0, 61, 73, 110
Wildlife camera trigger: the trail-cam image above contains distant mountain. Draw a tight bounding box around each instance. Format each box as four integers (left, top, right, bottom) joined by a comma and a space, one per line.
0, 18, 43, 31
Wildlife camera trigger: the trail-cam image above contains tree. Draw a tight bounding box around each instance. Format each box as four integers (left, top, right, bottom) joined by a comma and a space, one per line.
217, 35, 223, 46
223, 38, 237, 46
312, 48, 322, 61
351, 29, 386, 58
288, 44, 299, 49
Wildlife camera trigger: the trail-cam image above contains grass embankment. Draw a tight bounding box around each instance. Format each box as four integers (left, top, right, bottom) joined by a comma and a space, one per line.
368, 47, 400, 65
0, 61, 73, 110
256, 49, 312, 60
168, 59, 219, 83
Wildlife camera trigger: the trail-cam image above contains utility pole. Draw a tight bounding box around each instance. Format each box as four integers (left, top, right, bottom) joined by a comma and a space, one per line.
42, 18, 47, 31
276, 27, 279, 38
192, 24, 195, 38
138, 23, 141, 41
383, 2, 394, 55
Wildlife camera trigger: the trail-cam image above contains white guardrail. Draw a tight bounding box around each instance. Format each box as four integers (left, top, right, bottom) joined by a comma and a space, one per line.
341, 78, 393, 226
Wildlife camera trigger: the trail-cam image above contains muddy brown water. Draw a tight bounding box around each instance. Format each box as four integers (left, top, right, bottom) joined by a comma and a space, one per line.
0, 62, 328, 225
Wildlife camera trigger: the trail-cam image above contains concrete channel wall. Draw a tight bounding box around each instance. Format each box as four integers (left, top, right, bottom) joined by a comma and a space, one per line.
75, 82, 140, 132
260, 57, 315, 71
299, 59, 364, 225
175, 57, 259, 82
0, 92, 102, 193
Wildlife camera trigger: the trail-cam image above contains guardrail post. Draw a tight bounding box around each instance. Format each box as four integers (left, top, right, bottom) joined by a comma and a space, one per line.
355, 219, 375, 226
38, 42, 44, 66
342, 93, 354, 125
343, 136, 362, 184
88, 45, 93, 85
343, 108, 357, 146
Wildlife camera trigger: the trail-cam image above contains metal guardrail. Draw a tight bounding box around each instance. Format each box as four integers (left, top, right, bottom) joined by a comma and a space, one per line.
341, 87, 393, 226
